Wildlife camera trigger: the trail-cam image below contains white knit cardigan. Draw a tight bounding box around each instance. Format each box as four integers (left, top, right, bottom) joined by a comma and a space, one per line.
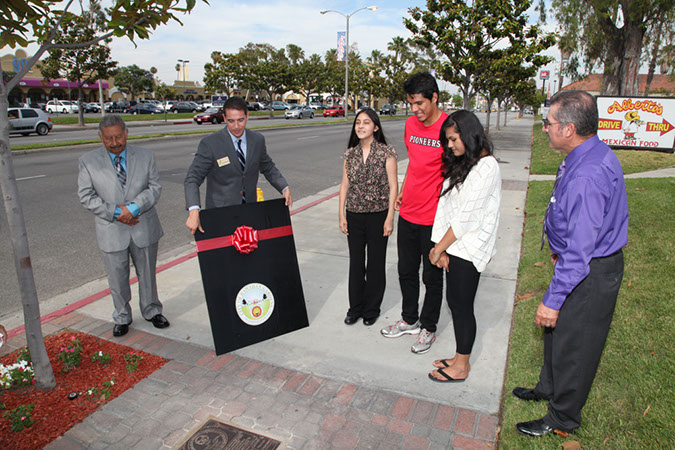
431, 156, 501, 272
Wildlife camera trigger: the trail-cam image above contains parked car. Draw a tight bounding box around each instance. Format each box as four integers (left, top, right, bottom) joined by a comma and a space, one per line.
8, 108, 53, 136
130, 103, 163, 115
264, 101, 290, 110
82, 102, 100, 113
379, 104, 396, 116
45, 100, 79, 114
308, 102, 325, 110
247, 101, 261, 111
110, 100, 130, 113
193, 107, 225, 124
170, 101, 196, 113
197, 100, 213, 110
285, 105, 314, 120
188, 101, 204, 112
140, 100, 165, 112
323, 106, 345, 117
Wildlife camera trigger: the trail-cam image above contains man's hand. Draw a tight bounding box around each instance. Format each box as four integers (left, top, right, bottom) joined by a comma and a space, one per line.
186, 209, 204, 235
429, 247, 449, 271
535, 302, 560, 329
116, 205, 138, 226
383, 217, 394, 237
283, 187, 293, 210
394, 193, 403, 211
551, 253, 559, 265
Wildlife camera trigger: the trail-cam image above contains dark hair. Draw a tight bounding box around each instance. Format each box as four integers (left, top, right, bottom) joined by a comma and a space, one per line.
99, 114, 126, 131
347, 108, 387, 148
403, 72, 439, 104
549, 90, 598, 137
439, 110, 493, 196
224, 96, 248, 113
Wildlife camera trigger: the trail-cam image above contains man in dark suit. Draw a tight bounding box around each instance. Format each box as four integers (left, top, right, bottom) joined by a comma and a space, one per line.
184, 96, 292, 234
78, 114, 170, 337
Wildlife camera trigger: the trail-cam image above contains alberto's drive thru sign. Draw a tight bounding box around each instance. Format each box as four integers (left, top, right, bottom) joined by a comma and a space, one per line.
596, 96, 675, 151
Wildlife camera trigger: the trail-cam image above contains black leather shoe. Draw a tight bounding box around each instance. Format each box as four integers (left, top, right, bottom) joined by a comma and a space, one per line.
363, 316, 379, 326
147, 314, 170, 329
344, 314, 359, 325
113, 324, 129, 337
513, 387, 545, 401
516, 418, 559, 437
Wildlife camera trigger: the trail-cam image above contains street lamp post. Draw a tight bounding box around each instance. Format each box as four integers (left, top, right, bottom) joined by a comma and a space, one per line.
321, 6, 377, 119
177, 59, 189, 100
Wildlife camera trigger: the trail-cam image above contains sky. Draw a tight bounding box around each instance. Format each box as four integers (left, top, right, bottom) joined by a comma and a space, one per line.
23, 0, 563, 94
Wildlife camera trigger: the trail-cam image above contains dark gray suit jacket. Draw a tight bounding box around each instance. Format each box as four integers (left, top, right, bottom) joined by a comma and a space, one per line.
184, 128, 288, 209
78, 145, 163, 253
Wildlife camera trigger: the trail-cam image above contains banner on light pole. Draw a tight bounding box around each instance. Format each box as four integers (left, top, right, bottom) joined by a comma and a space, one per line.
337, 32, 346, 61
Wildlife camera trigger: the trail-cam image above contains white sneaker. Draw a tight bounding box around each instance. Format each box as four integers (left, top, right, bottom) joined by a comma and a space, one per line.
411, 329, 436, 354
380, 319, 421, 338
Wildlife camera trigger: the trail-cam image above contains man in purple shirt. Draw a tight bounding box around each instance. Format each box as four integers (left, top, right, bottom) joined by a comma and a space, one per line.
514, 90, 629, 437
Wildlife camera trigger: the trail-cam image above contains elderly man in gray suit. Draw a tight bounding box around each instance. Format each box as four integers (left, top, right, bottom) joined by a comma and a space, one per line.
78, 114, 169, 337
184, 96, 292, 234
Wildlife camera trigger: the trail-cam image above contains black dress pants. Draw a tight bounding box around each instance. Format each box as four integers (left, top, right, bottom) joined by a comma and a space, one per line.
534, 250, 624, 431
346, 210, 389, 320
397, 216, 443, 332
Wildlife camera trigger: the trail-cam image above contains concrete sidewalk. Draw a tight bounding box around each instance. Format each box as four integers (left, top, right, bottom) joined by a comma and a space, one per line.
2, 117, 537, 449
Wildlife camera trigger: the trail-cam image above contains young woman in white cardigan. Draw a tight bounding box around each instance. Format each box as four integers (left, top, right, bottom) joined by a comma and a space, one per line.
427, 110, 501, 382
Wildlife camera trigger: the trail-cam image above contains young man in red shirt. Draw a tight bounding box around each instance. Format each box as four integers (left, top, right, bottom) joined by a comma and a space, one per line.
381, 72, 448, 354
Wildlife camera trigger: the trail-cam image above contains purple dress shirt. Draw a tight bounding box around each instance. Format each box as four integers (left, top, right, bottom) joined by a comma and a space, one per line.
542, 135, 629, 310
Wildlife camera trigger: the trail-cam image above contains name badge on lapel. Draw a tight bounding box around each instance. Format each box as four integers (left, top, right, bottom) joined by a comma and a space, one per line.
217, 157, 230, 167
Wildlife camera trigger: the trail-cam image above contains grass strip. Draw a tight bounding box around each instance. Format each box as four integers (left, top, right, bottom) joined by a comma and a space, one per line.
530, 121, 675, 175
500, 178, 675, 449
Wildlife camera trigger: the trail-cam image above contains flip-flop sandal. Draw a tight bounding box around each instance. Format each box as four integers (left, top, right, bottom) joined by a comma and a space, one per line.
432, 359, 452, 368
428, 369, 466, 383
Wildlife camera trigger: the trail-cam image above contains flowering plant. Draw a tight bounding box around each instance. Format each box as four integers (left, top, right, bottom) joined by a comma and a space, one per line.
3, 404, 36, 432
90, 350, 111, 365
87, 377, 115, 400
0, 359, 35, 389
17, 346, 31, 363
123, 352, 144, 373
57, 337, 83, 372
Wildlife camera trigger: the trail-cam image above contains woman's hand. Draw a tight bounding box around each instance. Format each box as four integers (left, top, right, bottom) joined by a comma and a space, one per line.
339, 215, 348, 235
383, 217, 394, 236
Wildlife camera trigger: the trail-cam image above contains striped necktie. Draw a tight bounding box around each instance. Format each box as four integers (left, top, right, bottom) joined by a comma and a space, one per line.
236, 139, 246, 171
114, 155, 126, 188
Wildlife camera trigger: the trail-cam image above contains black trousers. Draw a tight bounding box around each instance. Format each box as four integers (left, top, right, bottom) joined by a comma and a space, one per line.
445, 254, 481, 354
346, 210, 389, 320
534, 250, 624, 431
397, 216, 444, 332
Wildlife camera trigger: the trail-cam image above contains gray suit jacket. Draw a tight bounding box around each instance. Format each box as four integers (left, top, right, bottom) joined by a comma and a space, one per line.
184, 128, 288, 209
78, 144, 163, 253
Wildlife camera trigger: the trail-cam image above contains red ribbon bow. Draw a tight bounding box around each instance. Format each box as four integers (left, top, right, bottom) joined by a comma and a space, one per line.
232, 225, 259, 254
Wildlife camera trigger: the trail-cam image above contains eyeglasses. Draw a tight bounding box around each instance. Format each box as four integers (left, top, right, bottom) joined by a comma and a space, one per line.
542, 118, 564, 128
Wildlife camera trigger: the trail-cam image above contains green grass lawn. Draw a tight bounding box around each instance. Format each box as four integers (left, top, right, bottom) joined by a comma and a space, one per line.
530, 121, 675, 175
499, 178, 675, 449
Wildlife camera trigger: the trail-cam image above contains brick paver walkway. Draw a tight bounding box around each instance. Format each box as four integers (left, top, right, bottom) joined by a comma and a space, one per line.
3, 312, 498, 449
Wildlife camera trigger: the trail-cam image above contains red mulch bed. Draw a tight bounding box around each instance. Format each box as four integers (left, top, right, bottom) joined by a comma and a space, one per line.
0, 331, 167, 449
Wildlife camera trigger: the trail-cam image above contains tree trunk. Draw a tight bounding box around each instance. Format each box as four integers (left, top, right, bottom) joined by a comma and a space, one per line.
644, 22, 663, 96
484, 94, 493, 135
461, 80, 471, 110
621, 20, 645, 96
503, 100, 508, 127
601, 9, 645, 96
0, 77, 56, 391
77, 83, 85, 126
495, 97, 502, 131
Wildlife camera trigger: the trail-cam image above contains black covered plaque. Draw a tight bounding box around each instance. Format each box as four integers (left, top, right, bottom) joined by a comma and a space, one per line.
194, 198, 308, 355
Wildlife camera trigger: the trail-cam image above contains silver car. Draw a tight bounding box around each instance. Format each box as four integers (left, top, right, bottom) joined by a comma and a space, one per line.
8, 108, 53, 136
285, 105, 314, 119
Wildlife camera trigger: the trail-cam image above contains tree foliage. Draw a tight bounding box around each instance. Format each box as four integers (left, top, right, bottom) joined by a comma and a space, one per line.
203, 51, 240, 96
547, 0, 675, 95
114, 64, 155, 100
40, 4, 117, 126
406, 0, 554, 110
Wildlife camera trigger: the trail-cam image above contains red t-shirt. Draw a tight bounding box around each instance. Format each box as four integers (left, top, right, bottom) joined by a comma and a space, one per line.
400, 111, 448, 225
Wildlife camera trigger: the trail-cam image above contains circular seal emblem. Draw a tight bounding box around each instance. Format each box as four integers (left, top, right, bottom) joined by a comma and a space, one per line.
235, 283, 275, 326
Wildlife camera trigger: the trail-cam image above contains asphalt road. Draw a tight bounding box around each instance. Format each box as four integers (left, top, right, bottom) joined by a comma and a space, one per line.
0, 119, 409, 318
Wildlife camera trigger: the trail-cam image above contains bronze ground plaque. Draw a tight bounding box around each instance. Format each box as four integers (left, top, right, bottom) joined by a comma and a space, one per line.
175, 417, 282, 450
